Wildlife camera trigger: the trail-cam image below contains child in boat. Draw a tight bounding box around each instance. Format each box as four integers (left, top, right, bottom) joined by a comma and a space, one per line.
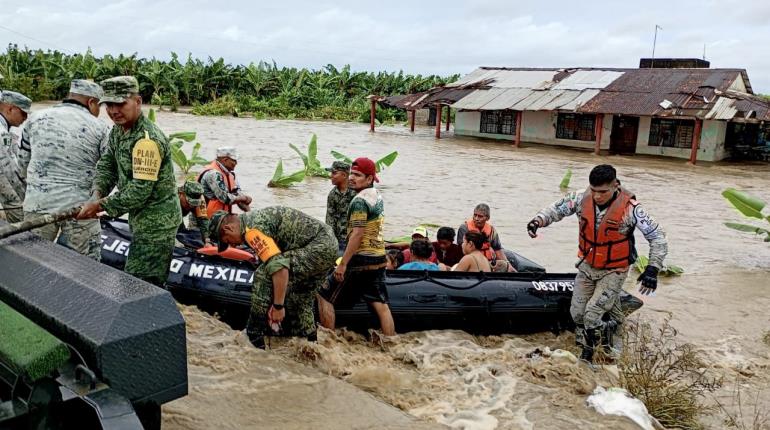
451, 231, 492, 272
398, 239, 439, 271
386, 249, 404, 270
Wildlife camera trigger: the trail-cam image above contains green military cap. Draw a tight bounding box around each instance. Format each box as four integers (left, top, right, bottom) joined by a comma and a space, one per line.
0, 90, 32, 114
179, 181, 204, 207
69, 79, 104, 99
325, 160, 351, 173
208, 210, 230, 252
99, 76, 140, 104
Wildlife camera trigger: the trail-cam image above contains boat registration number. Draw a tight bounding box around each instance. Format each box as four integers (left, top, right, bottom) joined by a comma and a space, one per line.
531, 281, 574, 292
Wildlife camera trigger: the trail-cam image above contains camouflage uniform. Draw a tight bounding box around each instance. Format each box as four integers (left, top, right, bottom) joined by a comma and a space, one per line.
221, 207, 337, 340
179, 181, 209, 245
534, 188, 667, 353
0, 91, 32, 223
93, 76, 182, 286
199, 161, 243, 206
18, 80, 109, 259
326, 186, 356, 250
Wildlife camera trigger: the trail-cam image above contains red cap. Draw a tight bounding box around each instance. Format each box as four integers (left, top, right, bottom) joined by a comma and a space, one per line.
351, 157, 379, 183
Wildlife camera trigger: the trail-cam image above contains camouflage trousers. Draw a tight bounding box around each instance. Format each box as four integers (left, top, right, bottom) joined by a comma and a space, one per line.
0, 203, 23, 223
25, 211, 102, 260
572, 262, 628, 353
246, 231, 338, 341
125, 229, 176, 287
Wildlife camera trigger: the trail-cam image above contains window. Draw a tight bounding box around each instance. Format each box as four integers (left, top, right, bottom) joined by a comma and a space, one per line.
480, 110, 516, 135
556, 113, 596, 141
648, 118, 695, 148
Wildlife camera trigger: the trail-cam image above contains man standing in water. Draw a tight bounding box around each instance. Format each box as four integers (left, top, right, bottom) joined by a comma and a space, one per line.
198, 146, 252, 215
318, 157, 395, 336
526, 164, 667, 363
325, 160, 356, 253
78, 76, 181, 286
208, 207, 338, 348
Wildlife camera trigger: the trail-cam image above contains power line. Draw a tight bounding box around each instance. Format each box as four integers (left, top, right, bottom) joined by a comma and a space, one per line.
0, 24, 73, 53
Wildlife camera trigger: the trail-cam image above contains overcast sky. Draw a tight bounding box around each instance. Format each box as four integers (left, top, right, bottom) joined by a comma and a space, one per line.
2, 0, 769, 93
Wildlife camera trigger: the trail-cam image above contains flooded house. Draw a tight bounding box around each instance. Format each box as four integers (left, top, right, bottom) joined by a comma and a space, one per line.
380, 59, 770, 163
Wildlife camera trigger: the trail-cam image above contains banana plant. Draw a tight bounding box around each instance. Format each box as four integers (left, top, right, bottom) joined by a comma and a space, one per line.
289, 134, 328, 177
722, 188, 770, 242
633, 255, 684, 276
330, 150, 399, 172
559, 168, 572, 190
267, 159, 306, 188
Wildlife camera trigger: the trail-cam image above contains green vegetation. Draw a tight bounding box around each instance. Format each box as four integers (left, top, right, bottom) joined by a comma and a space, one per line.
722, 188, 770, 242
330, 150, 399, 173
289, 134, 328, 178
268, 160, 306, 188
147, 108, 209, 181
0, 44, 457, 121
559, 168, 572, 190
633, 255, 684, 276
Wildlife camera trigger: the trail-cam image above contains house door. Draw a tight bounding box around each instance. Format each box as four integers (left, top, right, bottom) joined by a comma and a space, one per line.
610, 116, 639, 153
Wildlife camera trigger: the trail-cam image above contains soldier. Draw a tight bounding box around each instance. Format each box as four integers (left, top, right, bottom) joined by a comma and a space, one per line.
18, 80, 109, 259
325, 160, 356, 252
526, 164, 667, 363
0, 90, 31, 223
208, 207, 338, 348
77, 76, 182, 286
177, 181, 209, 247
197, 146, 251, 215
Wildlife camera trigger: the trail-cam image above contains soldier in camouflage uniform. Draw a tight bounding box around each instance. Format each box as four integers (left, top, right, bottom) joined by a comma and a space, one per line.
18, 80, 109, 259
0, 91, 31, 223
325, 160, 356, 252
177, 181, 209, 247
527, 164, 667, 363
208, 207, 338, 348
78, 76, 181, 286
198, 146, 251, 214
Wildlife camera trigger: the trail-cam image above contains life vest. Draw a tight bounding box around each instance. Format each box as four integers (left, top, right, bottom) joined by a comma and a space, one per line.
578, 188, 637, 269
465, 219, 496, 260
197, 161, 237, 216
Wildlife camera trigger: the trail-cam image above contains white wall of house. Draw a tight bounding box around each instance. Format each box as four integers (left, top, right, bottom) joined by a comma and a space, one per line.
455, 110, 613, 150
634, 117, 727, 161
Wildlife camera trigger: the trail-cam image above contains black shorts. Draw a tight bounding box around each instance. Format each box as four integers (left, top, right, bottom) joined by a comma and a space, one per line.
319, 255, 388, 307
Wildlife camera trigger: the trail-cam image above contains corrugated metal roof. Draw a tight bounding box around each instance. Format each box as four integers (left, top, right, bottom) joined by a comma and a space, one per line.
560, 89, 601, 111
482, 88, 536, 110
705, 97, 739, 120
551, 70, 624, 90
451, 88, 506, 110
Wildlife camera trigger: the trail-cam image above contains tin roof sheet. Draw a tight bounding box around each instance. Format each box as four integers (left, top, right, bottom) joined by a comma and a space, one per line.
551, 70, 625, 90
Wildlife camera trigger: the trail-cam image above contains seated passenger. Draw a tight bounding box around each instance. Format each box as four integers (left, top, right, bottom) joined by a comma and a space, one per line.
452, 231, 492, 272
401, 226, 437, 263
399, 239, 440, 271
386, 249, 404, 270
456, 203, 506, 263
432, 226, 463, 267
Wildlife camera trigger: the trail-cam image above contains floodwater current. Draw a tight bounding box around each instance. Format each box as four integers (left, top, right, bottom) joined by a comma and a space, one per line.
152, 111, 770, 429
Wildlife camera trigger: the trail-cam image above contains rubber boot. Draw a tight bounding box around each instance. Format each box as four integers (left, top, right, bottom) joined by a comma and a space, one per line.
580, 327, 601, 364
574, 324, 586, 348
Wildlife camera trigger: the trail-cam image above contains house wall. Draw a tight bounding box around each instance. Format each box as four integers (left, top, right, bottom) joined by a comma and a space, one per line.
455, 110, 612, 150
634, 117, 728, 161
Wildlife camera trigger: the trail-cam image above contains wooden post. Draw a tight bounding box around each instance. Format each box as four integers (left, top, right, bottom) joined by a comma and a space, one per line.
435, 103, 442, 139
445, 107, 451, 131
594, 113, 604, 155
369, 98, 376, 133
689, 118, 703, 164
514, 110, 523, 147
409, 110, 415, 132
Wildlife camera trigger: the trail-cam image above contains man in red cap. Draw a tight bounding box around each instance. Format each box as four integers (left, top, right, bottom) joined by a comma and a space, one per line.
318, 157, 395, 336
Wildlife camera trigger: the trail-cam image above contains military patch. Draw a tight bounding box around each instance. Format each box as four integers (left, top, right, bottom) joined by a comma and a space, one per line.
132, 131, 161, 181
245, 228, 282, 262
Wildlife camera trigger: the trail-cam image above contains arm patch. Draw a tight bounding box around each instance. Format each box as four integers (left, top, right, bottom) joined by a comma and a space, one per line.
245, 228, 282, 262
132, 132, 161, 181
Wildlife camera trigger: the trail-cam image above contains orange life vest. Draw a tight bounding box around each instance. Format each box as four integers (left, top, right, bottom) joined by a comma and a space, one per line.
197, 161, 237, 217
465, 219, 496, 260
578, 188, 637, 269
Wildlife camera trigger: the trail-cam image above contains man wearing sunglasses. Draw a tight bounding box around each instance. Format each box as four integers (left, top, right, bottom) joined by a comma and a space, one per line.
526, 164, 668, 364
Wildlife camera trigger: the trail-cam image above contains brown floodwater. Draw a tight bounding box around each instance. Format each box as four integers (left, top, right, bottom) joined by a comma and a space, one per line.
152, 111, 770, 429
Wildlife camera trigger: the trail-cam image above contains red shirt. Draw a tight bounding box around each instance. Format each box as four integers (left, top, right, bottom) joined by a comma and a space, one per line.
402, 242, 463, 266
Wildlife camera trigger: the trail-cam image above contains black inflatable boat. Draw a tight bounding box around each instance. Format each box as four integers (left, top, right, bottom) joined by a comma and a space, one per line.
99, 218, 642, 333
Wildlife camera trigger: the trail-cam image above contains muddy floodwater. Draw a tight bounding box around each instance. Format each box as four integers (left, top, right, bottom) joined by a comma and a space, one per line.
151, 111, 770, 429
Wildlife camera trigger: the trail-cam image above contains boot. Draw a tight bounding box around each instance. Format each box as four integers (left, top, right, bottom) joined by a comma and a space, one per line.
580, 327, 601, 364
574, 324, 586, 348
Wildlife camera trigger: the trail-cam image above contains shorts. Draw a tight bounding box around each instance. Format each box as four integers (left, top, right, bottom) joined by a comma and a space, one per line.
319, 254, 388, 307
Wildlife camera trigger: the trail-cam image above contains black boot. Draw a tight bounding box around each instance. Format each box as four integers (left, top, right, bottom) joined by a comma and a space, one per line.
580, 327, 601, 363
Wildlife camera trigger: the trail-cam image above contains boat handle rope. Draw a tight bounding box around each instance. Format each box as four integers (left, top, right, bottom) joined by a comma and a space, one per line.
387, 271, 490, 291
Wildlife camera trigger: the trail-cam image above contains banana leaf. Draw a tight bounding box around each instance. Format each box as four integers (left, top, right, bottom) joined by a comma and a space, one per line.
148, 108, 156, 123
169, 131, 196, 142
268, 160, 305, 188
288, 143, 308, 167
725, 222, 770, 236
559, 168, 572, 190
330, 150, 352, 163
375, 151, 398, 172
633, 254, 684, 276
722, 188, 766, 219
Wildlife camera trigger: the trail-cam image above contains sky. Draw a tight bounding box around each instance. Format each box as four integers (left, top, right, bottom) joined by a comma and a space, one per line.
2, 0, 770, 93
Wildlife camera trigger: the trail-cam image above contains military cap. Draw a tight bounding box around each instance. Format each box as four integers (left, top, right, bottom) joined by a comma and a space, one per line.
99, 76, 139, 104
0, 90, 32, 114
69, 79, 104, 99
325, 160, 351, 173
179, 181, 204, 207
208, 210, 231, 252
216, 146, 238, 160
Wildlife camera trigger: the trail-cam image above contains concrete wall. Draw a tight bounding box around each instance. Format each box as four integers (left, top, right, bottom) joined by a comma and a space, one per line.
634, 117, 727, 161
455, 110, 612, 150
